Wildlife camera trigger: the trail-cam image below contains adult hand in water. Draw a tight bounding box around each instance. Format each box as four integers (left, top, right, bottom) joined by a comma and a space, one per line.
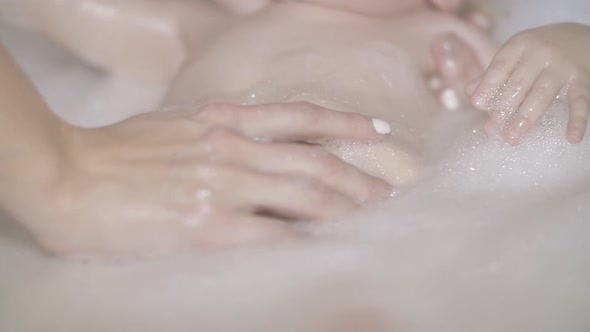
3, 101, 391, 257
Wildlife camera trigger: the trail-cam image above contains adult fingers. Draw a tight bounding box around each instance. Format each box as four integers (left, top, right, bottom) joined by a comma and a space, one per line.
196, 102, 391, 143
567, 85, 590, 144
429, 0, 465, 12
194, 214, 294, 249
213, 0, 274, 14
200, 162, 359, 222
191, 127, 391, 201
226, 139, 392, 201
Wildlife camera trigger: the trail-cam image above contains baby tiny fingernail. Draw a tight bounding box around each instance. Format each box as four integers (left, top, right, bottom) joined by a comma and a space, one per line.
473, 93, 488, 108
568, 131, 584, 144
441, 89, 460, 111
506, 121, 526, 144
372, 118, 391, 135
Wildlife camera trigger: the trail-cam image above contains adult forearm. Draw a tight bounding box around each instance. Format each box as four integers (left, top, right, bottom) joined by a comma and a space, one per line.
0, 43, 69, 192
2, 0, 226, 82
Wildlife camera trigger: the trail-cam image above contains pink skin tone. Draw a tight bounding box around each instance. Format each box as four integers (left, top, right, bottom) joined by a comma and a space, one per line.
215, 0, 466, 16
467, 23, 590, 145
210, 0, 273, 15
0, 0, 394, 256
426, 9, 495, 111
0, 0, 497, 257
430, 33, 487, 111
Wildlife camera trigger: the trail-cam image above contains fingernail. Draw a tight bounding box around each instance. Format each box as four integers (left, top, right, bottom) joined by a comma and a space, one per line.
372, 118, 391, 135
507, 120, 525, 144
441, 89, 460, 111
473, 93, 487, 108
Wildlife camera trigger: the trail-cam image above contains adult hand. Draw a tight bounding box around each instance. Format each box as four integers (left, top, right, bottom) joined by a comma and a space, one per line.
211, 0, 275, 15
428, 0, 465, 13
10, 102, 391, 257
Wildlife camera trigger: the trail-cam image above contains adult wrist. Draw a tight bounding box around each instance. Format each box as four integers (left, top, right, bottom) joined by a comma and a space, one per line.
0, 115, 74, 224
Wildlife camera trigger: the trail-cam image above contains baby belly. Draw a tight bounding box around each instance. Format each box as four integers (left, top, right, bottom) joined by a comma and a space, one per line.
324, 137, 422, 186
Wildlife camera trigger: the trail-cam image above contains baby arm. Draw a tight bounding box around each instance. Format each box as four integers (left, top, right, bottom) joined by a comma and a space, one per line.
468, 23, 590, 144
5, 0, 228, 82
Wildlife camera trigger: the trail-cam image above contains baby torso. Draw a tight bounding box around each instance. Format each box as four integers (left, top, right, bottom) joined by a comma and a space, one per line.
164, 3, 494, 185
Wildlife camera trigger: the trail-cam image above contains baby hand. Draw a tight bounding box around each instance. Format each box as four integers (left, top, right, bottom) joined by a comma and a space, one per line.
468, 23, 590, 144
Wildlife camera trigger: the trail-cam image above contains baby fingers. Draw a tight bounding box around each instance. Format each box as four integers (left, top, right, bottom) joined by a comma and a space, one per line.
196, 102, 390, 143
471, 38, 525, 109
567, 85, 590, 144
496, 52, 548, 113
504, 69, 565, 144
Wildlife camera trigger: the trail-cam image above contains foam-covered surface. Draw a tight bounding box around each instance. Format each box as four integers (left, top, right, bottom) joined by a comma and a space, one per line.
1, 1, 589, 331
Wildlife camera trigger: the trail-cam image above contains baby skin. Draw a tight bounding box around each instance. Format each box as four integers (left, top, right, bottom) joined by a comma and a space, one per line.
215, 0, 466, 16
468, 23, 590, 145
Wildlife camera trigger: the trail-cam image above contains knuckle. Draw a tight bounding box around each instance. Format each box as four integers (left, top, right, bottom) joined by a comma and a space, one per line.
313, 150, 342, 173
194, 160, 236, 184
488, 58, 512, 74
201, 126, 242, 148
193, 161, 222, 181
506, 76, 524, 91
511, 30, 533, 44
301, 182, 332, 207
296, 104, 323, 124
532, 77, 557, 96
569, 92, 590, 113
292, 174, 326, 196
536, 44, 559, 60
197, 103, 239, 124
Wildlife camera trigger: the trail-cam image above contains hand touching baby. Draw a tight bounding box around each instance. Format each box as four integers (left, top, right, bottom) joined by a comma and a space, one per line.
468, 23, 590, 144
